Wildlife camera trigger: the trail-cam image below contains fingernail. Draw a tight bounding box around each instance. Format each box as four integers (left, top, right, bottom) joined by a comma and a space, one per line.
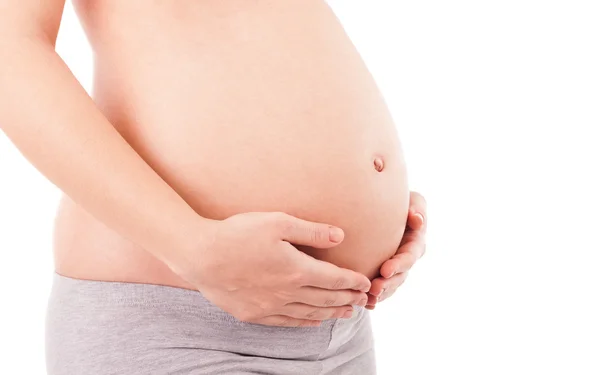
376, 288, 386, 297
415, 213, 424, 225
329, 227, 344, 243
343, 310, 353, 319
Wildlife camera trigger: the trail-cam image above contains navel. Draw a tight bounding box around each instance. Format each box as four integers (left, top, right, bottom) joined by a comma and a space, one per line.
373, 155, 385, 172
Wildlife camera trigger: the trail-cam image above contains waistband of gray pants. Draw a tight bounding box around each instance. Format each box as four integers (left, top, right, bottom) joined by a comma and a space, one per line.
49, 272, 364, 325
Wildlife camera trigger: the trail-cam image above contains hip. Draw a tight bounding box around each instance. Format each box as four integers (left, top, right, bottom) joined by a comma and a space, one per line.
46, 272, 376, 375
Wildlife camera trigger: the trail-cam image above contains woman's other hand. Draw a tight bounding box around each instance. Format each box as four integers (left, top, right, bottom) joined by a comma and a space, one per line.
366, 191, 427, 309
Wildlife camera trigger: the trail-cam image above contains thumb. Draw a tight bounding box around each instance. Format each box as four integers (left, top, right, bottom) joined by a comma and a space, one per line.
276, 214, 345, 248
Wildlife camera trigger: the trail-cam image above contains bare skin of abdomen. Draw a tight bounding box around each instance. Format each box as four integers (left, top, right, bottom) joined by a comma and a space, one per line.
54, 0, 410, 289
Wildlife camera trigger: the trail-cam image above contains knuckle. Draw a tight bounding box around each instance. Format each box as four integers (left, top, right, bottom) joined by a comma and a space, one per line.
306, 309, 320, 320
289, 271, 307, 286
293, 319, 305, 327
336, 307, 351, 318
357, 295, 368, 306
277, 316, 294, 327
324, 297, 337, 307
276, 216, 294, 235
331, 277, 346, 290
258, 300, 276, 313
309, 226, 326, 243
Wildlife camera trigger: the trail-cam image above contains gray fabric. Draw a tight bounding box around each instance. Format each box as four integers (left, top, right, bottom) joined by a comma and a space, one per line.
45, 273, 376, 375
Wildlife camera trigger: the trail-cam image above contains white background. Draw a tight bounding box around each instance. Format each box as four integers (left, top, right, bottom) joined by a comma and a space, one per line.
1, 0, 599, 374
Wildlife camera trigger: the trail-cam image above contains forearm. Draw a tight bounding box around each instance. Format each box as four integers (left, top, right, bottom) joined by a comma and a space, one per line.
0, 36, 212, 268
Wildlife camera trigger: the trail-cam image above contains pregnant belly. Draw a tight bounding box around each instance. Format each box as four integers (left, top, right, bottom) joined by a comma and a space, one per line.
54, 0, 410, 285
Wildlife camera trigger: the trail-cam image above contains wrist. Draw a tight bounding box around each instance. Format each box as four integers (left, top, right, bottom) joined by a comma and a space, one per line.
159, 214, 220, 279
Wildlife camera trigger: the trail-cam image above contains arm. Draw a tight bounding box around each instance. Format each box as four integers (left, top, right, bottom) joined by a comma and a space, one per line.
0, 0, 209, 270
0, 1, 371, 327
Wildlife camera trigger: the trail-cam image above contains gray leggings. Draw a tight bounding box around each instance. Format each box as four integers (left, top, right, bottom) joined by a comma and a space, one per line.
45, 273, 376, 375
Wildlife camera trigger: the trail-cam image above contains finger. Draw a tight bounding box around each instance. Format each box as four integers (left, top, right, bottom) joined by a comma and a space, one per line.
280, 303, 355, 321
408, 191, 427, 231
368, 276, 388, 298
299, 256, 371, 293
276, 213, 345, 248
296, 286, 368, 307
254, 315, 322, 328
365, 279, 383, 309
369, 272, 409, 298
377, 272, 409, 303
408, 211, 425, 231
379, 247, 420, 279
366, 293, 378, 306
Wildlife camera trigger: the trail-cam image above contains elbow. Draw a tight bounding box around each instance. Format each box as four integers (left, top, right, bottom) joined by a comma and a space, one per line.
0, 34, 57, 66
0, 25, 58, 52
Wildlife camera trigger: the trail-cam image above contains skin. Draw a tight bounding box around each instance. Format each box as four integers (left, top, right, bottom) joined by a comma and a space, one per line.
0, 0, 425, 328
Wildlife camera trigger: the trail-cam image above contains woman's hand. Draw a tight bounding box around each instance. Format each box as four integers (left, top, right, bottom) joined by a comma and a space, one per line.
174, 212, 372, 327
366, 191, 428, 309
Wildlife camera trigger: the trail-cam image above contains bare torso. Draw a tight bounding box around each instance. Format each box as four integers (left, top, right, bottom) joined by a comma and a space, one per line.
54, 0, 410, 289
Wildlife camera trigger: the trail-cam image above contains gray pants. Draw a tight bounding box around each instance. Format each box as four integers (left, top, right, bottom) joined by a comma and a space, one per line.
45, 273, 376, 375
